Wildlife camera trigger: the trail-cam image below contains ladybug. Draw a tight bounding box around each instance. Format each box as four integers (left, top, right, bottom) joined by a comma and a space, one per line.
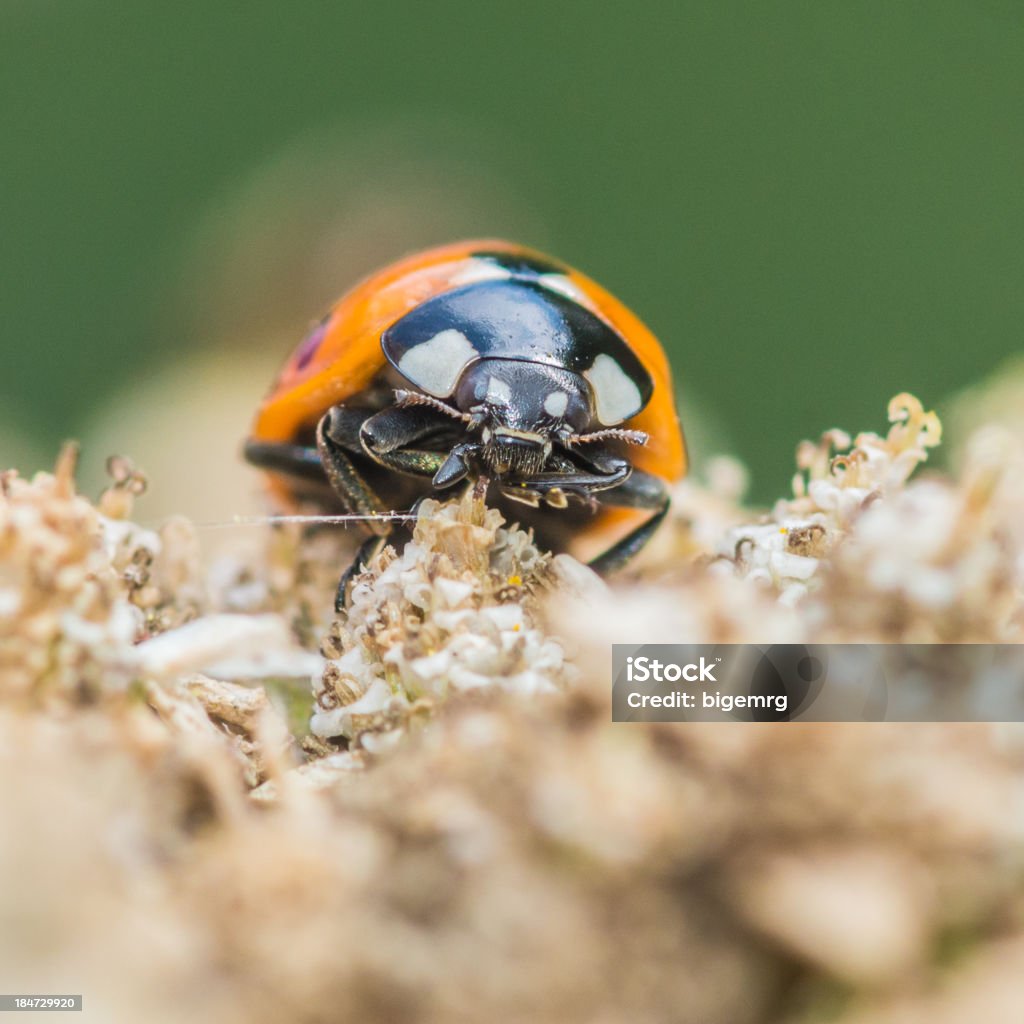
245, 240, 687, 607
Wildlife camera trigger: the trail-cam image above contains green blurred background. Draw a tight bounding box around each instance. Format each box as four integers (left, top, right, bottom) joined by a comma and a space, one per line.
1, 1, 1021, 512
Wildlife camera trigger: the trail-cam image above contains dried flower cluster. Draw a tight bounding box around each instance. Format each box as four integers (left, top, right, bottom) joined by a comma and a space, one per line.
309, 489, 574, 750
682, 393, 933, 585
605, 393, 1022, 645
1, 391, 1024, 1023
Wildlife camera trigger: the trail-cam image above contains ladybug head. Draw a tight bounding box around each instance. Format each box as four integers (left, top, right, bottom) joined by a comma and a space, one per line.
453, 359, 593, 477
394, 355, 650, 488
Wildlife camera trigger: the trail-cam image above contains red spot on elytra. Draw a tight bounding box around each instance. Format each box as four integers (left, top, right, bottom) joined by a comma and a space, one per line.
294, 316, 330, 371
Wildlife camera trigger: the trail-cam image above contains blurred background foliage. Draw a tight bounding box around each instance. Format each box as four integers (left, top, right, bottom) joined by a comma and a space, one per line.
1, 1, 1022, 516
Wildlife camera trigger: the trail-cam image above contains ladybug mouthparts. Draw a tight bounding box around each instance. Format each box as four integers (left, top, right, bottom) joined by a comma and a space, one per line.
481, 428, 551, 478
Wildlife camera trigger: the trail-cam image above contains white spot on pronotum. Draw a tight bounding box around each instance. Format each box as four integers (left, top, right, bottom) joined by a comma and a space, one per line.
450, 261, 513, 287
486, 376, 512, 405
543, 390, 569, 417
538, 273, 586, 302
397, 329, 477, 397
584, 354, 643, 425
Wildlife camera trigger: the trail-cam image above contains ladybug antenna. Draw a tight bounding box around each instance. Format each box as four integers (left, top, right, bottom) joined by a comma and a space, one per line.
393, 389, 472, 423
566, 428, 649, 447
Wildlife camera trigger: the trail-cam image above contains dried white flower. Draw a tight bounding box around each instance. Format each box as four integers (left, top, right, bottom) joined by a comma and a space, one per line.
310, 489, 573, 747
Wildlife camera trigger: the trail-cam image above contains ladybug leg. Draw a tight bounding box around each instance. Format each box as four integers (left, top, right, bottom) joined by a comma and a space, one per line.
242, 439, 324, 482
586, 469, 672, 575
316, 412, 392, 533
363, 446, 450, 479
360, 406, 477, 485
532, 441, 670, 571
520, 451, 632, 497
333, 534, 388, 611
317, 409, 406, 612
